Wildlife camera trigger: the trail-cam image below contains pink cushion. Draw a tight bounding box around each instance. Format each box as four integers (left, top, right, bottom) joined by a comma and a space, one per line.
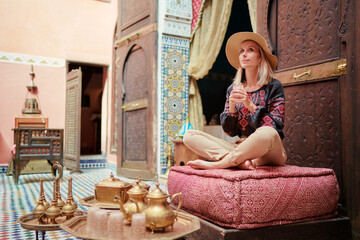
168, 165, 339, 229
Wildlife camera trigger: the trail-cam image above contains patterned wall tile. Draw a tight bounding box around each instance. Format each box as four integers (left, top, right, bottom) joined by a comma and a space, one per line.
163, 0, 192, 38
160, 36, 190, 174
165, 0, 192, 20
0, 51, 65, 68
0, 166, 8, 173
163, 18, 191, 38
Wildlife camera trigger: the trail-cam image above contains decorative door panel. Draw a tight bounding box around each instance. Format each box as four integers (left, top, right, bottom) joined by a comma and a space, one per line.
276, 0, 339, 69
258, 0, 344, 185
123, 109, 147, 162
283, 79, 340, 175
116, 30, 157, 180
118, 0, 156, 37
64, 69, 82, 172
122, 45, 148, 164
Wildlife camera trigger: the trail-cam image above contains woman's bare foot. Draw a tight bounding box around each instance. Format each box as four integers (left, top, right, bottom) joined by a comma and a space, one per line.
187, 157, 256, 170
187, 152, 241, 169
236, 160, 255, 170
187, 159, 220, 169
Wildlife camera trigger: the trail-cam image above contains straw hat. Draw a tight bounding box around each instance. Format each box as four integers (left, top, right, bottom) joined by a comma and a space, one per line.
225, 32, 278, 70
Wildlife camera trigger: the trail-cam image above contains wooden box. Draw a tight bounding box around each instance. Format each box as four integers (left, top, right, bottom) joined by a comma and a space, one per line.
172, 140, 204, 166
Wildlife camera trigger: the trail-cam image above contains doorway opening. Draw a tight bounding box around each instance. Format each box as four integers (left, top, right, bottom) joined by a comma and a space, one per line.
68, 63, 106, 155
197, 0, 253, 125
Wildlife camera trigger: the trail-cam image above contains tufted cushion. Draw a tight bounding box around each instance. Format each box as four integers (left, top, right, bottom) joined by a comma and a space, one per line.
168, 165, 339, 229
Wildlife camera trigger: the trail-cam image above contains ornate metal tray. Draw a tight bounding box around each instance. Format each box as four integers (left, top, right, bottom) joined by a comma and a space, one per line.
18, 210, 86, 232
79, 195, 120, 209
60, 211, 200, 240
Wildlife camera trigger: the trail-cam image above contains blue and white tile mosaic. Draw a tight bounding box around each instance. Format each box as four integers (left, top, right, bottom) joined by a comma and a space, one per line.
160, 36, 190, 174
0, 166, 7, 173
79, 155, 107, 169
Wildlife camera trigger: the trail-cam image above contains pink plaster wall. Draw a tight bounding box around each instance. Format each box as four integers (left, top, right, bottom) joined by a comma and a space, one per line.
0, 63, 66, 165
0, 0, 117, 64
0, 0, 118, 165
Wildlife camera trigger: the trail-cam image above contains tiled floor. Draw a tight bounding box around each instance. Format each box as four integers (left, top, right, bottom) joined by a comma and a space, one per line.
0, 164, 164, 239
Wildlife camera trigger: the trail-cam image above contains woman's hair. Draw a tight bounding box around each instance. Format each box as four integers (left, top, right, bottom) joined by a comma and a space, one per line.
233, 41, 274, 87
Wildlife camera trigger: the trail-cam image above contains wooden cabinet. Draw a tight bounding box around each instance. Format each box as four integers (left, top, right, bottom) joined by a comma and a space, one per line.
8, 115, 52, 182
11, 128, 64, 184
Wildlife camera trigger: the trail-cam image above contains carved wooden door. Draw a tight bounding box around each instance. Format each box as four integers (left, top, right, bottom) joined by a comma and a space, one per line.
115, 0, 157, 179
64, 69, 82, 172
258, 0, 349, 192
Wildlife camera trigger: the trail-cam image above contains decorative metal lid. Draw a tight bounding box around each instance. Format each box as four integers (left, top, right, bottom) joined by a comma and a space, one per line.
95, 173, 131, 188
128, 180, 148, 195
147, 181, 168, 199
131, 177, 150, 191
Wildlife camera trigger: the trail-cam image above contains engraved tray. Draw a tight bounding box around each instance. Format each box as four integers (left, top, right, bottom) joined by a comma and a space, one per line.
60, 211, 200, 240
79, 195, 120, 209
18, 210, 86, 232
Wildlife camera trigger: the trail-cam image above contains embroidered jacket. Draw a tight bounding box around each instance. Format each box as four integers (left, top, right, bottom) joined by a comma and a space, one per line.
220, 79, 285, 139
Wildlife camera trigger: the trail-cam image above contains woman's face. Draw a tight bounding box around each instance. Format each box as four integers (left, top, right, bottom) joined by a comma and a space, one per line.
238, 40, 261, 70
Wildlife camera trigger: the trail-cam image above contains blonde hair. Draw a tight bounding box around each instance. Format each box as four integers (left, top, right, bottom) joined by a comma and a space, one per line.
233, 41, 274, 87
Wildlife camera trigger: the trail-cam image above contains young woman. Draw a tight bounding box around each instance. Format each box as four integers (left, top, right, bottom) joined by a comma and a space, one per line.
183, 32, 287, 170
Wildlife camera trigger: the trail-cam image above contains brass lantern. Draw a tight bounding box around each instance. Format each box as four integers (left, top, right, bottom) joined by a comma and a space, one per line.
23, 65, 41, 114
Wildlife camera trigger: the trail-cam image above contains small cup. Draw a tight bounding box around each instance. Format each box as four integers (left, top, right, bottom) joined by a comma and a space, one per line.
233, 85, 242, 90
93, 209, 109, 239
86, 206, 100, 237
108, 211, 124, 240
131, 213, 146, 240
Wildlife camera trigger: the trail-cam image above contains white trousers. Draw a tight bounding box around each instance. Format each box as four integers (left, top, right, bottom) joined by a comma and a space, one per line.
183, 126, 287, 166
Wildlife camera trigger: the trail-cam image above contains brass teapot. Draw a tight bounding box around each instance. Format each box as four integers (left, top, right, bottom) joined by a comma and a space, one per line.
143, 181, 183, 233
117, 179, 148, 222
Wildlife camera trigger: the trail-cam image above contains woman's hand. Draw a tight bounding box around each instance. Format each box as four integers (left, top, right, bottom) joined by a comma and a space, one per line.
230, 85, 256, 113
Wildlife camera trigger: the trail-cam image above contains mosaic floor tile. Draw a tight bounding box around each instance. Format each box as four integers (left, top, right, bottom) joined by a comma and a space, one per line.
0, 166, 166, 239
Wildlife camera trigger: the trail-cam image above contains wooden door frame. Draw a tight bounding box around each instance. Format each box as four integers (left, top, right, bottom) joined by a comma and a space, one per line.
344, 0, 360, 236
257, 0, 360, 235
115, 31, 157, 180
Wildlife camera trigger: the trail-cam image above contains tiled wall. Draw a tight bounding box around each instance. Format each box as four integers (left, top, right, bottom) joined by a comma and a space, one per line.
79, 155, 107, 169
159, 36, 190, 174
159, 0, 192, 174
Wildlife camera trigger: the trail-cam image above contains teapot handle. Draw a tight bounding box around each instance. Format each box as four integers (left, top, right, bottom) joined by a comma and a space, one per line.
114, 190, 126, 216
129, 198, 140, 213
170, 192, 183, 221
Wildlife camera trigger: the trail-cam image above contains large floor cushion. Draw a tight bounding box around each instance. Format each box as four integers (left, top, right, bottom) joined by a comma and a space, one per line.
168, 165, 339, 229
